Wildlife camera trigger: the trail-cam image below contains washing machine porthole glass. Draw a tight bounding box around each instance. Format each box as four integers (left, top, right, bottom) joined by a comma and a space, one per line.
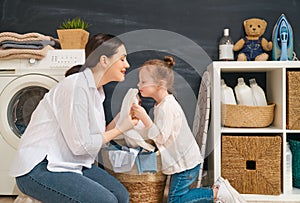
7, 86, 49, 138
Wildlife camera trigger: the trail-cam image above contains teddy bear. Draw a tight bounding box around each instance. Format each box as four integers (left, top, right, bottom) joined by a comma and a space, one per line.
233, 18, 272, 61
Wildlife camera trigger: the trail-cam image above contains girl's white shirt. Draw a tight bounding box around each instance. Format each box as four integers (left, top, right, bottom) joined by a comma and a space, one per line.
147, 95, 203, 175
10, 68, 105, 176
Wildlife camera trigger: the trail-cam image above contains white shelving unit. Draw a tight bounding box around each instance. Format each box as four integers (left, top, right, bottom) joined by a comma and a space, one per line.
208, 61, 300, 202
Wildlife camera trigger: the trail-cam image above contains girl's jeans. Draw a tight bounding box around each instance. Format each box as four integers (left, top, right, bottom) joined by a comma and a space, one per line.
168, 164, 214, 203
16, 159, 129, 203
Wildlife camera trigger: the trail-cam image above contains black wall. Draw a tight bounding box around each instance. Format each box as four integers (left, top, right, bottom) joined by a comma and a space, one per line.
1, 0, 300, 123
1, 0, 300, 60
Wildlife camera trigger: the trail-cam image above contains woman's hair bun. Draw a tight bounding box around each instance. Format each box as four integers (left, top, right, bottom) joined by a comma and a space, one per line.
164, 56, 175, 68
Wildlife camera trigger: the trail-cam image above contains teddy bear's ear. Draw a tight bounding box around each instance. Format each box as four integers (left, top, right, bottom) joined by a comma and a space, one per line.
261, 19, 267, 27
259, 19, 267, 34
243, 19, 248, 27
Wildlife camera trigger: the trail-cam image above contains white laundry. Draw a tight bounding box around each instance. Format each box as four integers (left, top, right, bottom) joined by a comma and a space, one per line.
117, 88, 155, 152
108, 148, 139, 173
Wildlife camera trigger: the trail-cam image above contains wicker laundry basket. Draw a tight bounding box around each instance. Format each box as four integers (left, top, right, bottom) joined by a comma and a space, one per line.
221, 135, 282, 195
101, 146, 166, 203
287, 71, 300, 129
221, 103, 275, 128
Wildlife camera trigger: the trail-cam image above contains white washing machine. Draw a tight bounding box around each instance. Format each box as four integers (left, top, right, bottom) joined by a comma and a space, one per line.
0, 49, 85, 195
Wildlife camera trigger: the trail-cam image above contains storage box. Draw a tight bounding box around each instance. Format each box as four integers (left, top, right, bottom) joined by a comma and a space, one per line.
287, 71, 300, 129
221, 135, 282, 195
221, 103, 275, 128
289, 139, 300, 188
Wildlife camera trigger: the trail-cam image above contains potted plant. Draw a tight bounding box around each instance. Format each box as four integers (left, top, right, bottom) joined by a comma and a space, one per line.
57, 17, 91, 49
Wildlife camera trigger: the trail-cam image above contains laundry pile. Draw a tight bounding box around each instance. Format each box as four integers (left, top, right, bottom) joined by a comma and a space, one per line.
0, 32, 56, 60
107, 140, 158, 174
102, 88, 159, 174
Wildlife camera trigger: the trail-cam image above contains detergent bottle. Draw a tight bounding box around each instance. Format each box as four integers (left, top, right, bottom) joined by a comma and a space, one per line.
234, 77, 254, 106
249, 78, 267, 106
221, 79, 236, 104
286, 142, 293, 192
219, 28, 234, 61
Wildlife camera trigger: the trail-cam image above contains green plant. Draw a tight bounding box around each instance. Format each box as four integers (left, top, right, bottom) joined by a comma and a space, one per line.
58, 17, 91, 30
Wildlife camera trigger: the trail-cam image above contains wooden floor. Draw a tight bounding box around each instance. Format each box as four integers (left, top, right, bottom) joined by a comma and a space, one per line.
1, 178, 299, 203
1, 195, 300, 203
0, 196, 16, 203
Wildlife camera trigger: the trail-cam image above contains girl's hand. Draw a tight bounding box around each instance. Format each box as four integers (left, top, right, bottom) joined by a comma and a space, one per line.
131, 103, 153, 128
131, 103, 147, 119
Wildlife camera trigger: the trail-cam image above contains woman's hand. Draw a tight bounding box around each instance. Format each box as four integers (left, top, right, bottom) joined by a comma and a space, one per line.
131, 103, 153, 128
116, 113, 138, 134
103, 113, 138, 144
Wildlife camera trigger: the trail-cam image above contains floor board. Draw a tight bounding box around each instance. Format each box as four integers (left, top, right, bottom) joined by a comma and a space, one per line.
0, 196, 16, 203
1, 195, 300, 203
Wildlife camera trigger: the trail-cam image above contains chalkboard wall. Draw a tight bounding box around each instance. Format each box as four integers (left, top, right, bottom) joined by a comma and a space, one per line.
1, 0, 300, 123
1, 0, 300, 60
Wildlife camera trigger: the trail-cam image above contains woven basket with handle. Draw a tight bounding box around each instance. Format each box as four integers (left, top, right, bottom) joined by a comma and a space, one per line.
221, 103, 275, 128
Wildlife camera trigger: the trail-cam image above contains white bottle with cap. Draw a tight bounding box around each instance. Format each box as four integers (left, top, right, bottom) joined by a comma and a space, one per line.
234, 77, 254, 106
249, 78, 268, 106
221, 79, 236, 104
286, 142, 293, 192
219, 28, 234, 61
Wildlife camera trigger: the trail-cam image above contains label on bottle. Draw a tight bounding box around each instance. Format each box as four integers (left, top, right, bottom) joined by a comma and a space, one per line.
219, 44, 234, 60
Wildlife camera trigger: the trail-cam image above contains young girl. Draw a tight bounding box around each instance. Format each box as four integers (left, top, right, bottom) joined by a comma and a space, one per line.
132, 56, 246, 203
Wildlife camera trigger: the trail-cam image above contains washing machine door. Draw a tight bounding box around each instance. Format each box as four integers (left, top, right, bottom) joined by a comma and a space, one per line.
0, 74, 58, 149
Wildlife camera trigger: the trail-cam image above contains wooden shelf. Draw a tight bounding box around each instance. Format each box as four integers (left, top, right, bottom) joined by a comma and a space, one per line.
208, 61, 300, 202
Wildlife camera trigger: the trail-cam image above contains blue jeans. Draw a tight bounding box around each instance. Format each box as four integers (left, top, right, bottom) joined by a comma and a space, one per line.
16, 159, 129, 203
168, 164, 213, 203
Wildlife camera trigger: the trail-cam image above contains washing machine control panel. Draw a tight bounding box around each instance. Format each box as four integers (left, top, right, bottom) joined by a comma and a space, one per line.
25, 49, 86, 69
48, 49, 86, 68
0, 50, 85, 75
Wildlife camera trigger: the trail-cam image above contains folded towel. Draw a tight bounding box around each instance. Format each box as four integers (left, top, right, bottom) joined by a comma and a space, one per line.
1, 40, 55, 49
0, 32, 51, 43
0, 45, 54, 60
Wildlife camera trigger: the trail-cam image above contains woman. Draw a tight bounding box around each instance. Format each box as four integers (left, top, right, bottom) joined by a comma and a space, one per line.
10, 33, 136, 203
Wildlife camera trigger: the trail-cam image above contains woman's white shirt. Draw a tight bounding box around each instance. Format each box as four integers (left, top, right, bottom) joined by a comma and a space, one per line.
10, 68, 105, 176
147, 95, 203, 175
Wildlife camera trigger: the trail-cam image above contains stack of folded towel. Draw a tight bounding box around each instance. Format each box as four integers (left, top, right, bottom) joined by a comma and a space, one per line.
0, 32, 56, 60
